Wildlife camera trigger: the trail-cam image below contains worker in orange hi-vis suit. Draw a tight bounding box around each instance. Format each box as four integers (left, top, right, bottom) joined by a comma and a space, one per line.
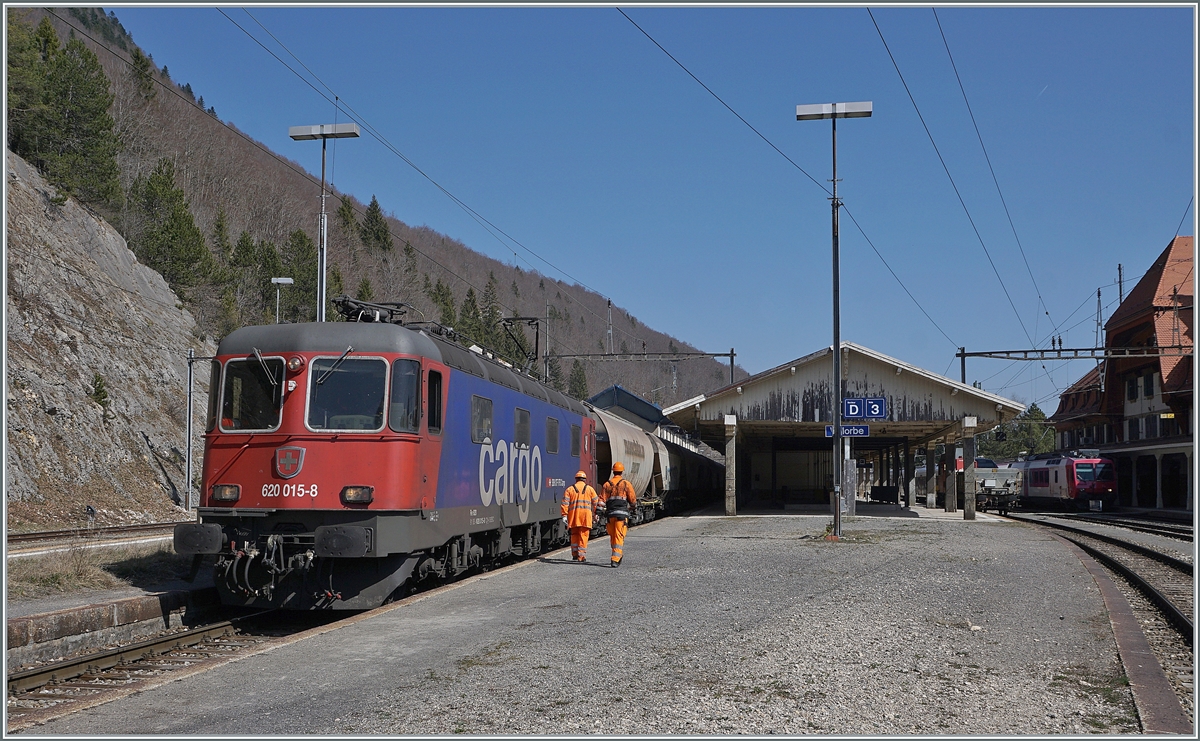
599, 461, 637, 568
561, 471, 598, 562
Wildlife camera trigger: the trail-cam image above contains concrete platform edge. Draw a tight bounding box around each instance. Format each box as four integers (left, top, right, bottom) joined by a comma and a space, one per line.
1054, 534, 1193, 735
6, 587, 220, 671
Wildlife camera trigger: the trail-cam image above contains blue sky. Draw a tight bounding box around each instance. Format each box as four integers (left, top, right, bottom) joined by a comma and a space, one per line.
110, 4, 1194, 410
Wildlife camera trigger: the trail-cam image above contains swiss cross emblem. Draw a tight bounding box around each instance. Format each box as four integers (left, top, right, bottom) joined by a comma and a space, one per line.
275, 446, 305, 479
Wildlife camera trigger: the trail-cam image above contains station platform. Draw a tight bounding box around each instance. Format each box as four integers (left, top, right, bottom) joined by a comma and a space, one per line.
15, 510, 1185, 736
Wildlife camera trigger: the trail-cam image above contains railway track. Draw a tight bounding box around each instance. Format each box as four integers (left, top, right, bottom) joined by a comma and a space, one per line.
5, 610, 343, 732
1008, 512, 1195, 728
1008, 513, 1193, 639
1043, 513, 1193, 542
7, 522, 182, 547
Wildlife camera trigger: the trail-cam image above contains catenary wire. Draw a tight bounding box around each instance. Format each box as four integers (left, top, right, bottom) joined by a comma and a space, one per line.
229, 9, 650, 351
45, 9, 724, 396
932, 8, 1056, 334
616, 7, 960, 349
868, 8, 1036, 352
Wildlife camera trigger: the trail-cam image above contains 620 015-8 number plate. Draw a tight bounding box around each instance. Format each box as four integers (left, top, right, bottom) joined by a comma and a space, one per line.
262, 483, 319, 498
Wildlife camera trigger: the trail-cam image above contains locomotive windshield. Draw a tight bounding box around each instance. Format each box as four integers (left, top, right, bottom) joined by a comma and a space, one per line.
1075, 462, 1116, 481
308, 357, 386, 431
220, 358, 284, 431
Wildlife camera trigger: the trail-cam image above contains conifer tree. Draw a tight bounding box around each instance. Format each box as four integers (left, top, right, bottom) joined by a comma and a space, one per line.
355, 278, 375, 302
428, 278, 456, 327
337, 194, 358, 236
457, 288, 483, 344
6, 13, 47, 156
218, 285, 241, 336
480, 272, 502, 348
254, 239, 283, 317
231, 230, 256, 268
129, 158, 212, 290
359, 195, 393, 251
568, 360, 588, 400
128, 47, 155, 100
403, 244, 418, 276
279, 230, 318, 322
211, 207, 232, 266
327, 265, 346, 321
7, 17, 121, 206
546, 355, 567, 393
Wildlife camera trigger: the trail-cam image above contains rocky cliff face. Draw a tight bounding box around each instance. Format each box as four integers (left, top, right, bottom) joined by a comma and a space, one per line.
6, 150, 215, 531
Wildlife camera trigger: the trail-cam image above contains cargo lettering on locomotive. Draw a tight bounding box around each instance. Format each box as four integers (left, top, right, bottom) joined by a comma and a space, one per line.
478, 437, 543, 522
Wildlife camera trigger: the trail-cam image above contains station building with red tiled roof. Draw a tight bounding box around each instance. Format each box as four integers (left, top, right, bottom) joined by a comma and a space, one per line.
1050, 235, 1193, 511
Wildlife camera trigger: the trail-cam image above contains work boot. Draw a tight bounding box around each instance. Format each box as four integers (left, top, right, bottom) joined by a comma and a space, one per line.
611, 557, 621, 568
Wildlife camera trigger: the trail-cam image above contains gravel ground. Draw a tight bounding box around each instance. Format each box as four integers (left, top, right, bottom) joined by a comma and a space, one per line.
21, 514, 1141, 736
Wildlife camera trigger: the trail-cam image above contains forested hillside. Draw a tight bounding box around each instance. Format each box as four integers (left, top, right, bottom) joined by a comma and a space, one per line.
7, 7, 749, 407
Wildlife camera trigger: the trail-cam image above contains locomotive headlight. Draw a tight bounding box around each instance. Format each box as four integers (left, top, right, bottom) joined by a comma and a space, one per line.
287, 356, 305, 372
340, 486, 374, 504
211, 484, 240, 502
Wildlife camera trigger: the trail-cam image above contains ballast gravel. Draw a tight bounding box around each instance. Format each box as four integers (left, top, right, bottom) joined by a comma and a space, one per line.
24, 514, 1144, 736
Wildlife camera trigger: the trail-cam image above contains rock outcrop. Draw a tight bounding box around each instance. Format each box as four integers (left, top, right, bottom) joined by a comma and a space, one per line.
6, 150, 215, 530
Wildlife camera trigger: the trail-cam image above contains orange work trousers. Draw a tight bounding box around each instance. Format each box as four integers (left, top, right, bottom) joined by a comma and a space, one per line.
606, 518, 628, 562
569, 526, 591, 560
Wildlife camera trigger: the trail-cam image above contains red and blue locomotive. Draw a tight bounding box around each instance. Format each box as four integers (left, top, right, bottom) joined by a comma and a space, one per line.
174, 311, 595, 609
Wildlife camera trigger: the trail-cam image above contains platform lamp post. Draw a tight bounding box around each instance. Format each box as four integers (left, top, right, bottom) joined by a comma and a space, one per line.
288, 122, 360, 322
271, 277, 293, 324
796, 100, 872, 539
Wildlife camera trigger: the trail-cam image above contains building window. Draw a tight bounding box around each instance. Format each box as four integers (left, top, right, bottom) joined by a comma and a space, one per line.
1127, 417, 1140, 441
1145, 414, 1158, 439
1126, 378, 1138, 401
1143, 374, 1154, 399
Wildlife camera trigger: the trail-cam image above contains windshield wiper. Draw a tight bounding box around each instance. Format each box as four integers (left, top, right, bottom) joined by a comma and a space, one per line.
252, 347, 278, 387
316, 345, 354, 385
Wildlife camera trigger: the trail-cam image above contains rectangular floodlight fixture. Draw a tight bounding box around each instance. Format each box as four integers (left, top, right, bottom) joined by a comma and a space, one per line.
271, 277, 294, 285
289, 123, 361, 140
795, 101, 873, 120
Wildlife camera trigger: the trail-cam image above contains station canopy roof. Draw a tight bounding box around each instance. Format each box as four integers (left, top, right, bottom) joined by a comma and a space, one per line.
663, 342, 1026, 451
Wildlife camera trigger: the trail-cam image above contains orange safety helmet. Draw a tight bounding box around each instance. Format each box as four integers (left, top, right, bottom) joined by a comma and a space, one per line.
612, 462, 624, 473
575, 471, 587, 480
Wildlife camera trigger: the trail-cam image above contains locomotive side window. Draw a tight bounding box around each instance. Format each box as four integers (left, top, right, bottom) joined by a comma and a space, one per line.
220, 357, 284, 431
546, 418, 560, 454
308, 357, 386, 431
471, 396, 493, 443
570, 424, 581, 457
514, 408, 530, 448
427, 371, 443, 435
389, 359, 421, 433
206, 360, 221, 432
1030, 469, 1049, 487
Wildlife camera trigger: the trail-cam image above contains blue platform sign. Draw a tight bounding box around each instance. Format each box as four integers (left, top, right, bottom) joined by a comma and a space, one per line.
825, 425, 870, 437
864, 397, 887, 419
842, 398, 864, 418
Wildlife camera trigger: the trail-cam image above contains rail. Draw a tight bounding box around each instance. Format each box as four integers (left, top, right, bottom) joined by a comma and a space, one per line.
6, 522, 181, 546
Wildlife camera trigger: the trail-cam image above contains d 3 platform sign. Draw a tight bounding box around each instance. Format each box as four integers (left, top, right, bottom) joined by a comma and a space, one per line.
825, 425, 870, 437
842, 397, 887, 419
